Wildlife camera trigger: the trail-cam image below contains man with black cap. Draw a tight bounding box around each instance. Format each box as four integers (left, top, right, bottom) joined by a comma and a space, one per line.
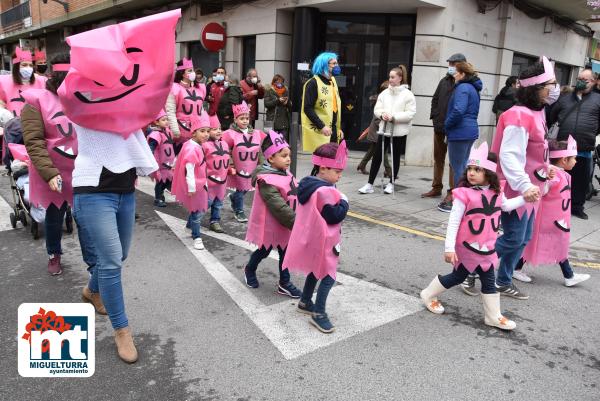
423, 53, 466, 213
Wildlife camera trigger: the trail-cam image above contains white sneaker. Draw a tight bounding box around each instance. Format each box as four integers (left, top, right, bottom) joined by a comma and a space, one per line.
564, 273, 591, 287
358, 183, 374, 194
513, 269, 532, 283
384, 182, 394, 194
193, 238, 205, 250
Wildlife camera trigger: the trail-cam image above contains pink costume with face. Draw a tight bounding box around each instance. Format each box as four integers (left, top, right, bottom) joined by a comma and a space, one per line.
0, 47, 47, 117
22, 88, 78, 209
57, 9, 181, 137
202, 139, 230, 201
171, 139, 208, 213
172, 60, 206, 143
147, 111, 175, 184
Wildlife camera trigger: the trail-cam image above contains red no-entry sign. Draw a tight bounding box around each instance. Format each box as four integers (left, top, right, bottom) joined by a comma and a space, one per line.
201, 22, 226, 52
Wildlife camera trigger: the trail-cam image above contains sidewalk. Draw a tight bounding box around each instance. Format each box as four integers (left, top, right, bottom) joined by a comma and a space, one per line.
295, 150, 600, 264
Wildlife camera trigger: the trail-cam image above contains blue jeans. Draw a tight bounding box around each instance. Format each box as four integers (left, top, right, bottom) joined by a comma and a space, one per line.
73, 192, 135, 330
495, 210, 535, 286
45, 202, 67, 255
154, 179, 171, 200
246, 246, 289, 284
300, 273, 336, 314
230, 190, 247, 213
439, 264, 496, 294
208, 197, 223, 223
187, 211, 205, 239
448, 139, 475, 188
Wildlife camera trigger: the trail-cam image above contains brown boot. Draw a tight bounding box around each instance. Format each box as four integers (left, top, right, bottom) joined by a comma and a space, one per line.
421, 188, 442, 198
114, 327, 138, 363
82, 287, 107, 315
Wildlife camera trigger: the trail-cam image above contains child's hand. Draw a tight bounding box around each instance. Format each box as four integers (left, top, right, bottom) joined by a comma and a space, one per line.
547, 165, 556, 180
188, 191, 195, 197
229, 167, 237, 175
444, 252, 458, 265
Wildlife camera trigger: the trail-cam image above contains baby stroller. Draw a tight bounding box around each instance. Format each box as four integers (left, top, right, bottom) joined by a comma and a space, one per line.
3, 120, 73, 239
590, 143, 600, 200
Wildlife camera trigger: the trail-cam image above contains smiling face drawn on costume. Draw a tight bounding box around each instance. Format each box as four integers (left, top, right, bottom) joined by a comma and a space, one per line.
181, 88, 204, 116
286, 176, 298, 211
50, 111, 77, 159
553, 184, 571, 232
10, 89, 25, 116
234, 134, 260, 178
207, 141, 229, 185
462, 193, 501, 255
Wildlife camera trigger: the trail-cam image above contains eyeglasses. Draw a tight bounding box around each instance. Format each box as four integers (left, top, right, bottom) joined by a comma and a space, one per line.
543, 82, 559, 89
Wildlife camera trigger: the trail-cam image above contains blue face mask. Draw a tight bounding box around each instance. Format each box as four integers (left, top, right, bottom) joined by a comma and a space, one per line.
331, 65, 342, 76
448, 66, 456, 76
275, 83, 283, 89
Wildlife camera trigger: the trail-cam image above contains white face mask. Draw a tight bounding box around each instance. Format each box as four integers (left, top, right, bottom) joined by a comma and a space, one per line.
20, 67, 33, 80
545, 84, 560, 105
224, 81, 230, 88
250, 77, 258, 84
186, 72, 196, 82
215, 74, 224, 82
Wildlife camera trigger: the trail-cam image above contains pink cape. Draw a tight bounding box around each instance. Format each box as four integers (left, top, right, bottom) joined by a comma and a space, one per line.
173, 82, 207, 143
22, 88, 77, 209
0, 75, 47, 117
171, 140, 208, 213
283, 185, 342, 280
8, 143, 30, 163
452, 187, 502, 273
522, 169, 571, 266
57, 9, 181, 137
491, 106, 548, 219
222, 128, 266, 191
147, 128, 175, 183
246, 172, 298, 250
202, 139, 230, 201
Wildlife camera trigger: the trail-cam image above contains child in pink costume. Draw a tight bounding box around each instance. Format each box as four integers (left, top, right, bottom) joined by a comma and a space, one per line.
202, 114, 230, 233
515, 136, 591, 287
243, 130, 302, 298
283, 141, 349, 333
222, 101, 266, 223
172, 112, 210, 250
421, 143, 526, 331
0, 47, 47, 117
147, 109, 175, 207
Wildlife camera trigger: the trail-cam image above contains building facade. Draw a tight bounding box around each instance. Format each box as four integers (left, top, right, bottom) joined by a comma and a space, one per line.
0, 0, 594, 165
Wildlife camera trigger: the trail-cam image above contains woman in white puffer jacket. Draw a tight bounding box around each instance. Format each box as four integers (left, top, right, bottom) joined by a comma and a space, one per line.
359, 65, 416, 194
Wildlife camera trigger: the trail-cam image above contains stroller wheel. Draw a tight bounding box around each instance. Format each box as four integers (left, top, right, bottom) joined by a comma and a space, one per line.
65, 214, 73, 234
10, 212, 17, 229
19, 210, 28, 226
31, 221, 39, 240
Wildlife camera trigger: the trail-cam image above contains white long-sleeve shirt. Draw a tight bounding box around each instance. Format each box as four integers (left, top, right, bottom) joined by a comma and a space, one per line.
184, 140, 203, 193
445, 188, 526, 252
499, 125, 535, 194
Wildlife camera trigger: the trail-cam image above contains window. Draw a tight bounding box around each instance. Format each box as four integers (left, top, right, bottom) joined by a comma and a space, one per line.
242, 36, 256, 77
554, 62, 572, 86
188, 42, 220, 79
511, 53, 537, 77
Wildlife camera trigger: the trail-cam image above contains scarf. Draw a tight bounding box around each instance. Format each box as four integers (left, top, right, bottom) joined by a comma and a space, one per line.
273, 85, 286, 98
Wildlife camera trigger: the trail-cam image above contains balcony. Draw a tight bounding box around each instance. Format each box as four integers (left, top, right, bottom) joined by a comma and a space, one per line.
1, 1, 31, 32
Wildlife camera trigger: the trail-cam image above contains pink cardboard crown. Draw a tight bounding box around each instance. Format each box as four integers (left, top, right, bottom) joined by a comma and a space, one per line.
176, 58, 194, 71
232, 101, 251, 119
312, 140, 348, 170
52, 63, 70, 72
467, 142, 497, 172
519, 56, 555, 87
155, 109, 167, 121
209, 114, 221, 129
263, 130, 289, 159
549, 135, 577, 158
34, 50, 46, 62
191, 111, 211, 132
12, 47, 32, 64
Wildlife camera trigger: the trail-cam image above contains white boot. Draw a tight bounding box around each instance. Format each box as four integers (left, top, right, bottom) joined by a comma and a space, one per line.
420, 276, 446, 314
481, 293, 516, 330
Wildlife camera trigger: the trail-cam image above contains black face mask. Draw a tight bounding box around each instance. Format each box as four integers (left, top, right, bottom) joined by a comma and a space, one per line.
36, 64, 47, 74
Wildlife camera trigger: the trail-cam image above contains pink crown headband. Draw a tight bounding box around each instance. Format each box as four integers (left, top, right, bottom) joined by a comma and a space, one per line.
232, 101, 251, 118
155, 108, 167, 121
312, 140, 348, 170
209, 114, 221, 129
34, 50, 46, 62
549, 135, 577, 158
191, 112, 211, 132
263, 130, 289, 159
176, 58, 194, 71
12, 47, 33, 64
519, 56, 555, 87
52, 63, 70, 72
467, 142, 497, 172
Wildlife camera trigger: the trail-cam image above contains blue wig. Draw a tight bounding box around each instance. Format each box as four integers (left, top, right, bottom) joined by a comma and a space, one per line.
312, 52, 338, 77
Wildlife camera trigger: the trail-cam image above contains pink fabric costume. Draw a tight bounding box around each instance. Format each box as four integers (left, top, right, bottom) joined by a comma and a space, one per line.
452, 187, 502, 272
0, 47, 47, 117
171, 139, 208, 213
202, 139, 230, 201
491, 105, 548, 218
57, 9, 181, 137
147, 110, 175, 183
172, 81, 206, 143
222, 128, 265, 191
8, 143, 30, 163
22, 88, 77, 209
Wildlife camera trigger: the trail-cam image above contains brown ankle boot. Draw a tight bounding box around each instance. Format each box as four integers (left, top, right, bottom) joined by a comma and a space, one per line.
114, 327, 138, 363
82, 287, 107, 315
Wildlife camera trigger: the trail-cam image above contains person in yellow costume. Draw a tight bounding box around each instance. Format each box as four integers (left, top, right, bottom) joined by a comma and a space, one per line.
301, 52, 343, 152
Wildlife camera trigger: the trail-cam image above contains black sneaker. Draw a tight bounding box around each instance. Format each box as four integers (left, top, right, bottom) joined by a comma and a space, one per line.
310, 313, 335, 333
244, 268, 259, 288
277, 282, 302, 298
571, 210, 589, 220
461, 274, 479, 296
153, 199, 167, 207
235, 211, 248, 223
437, 200, 453, 213
297, 300, 315, 315
496, 282, 529, 300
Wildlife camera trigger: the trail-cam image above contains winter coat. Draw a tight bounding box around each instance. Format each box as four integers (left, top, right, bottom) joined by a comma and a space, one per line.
251, 163, 295, 230
373, 84, 416, 137
445, 76, 482, 141
21, 104, 58, 181
240, 79, 265, 121
547, 91, 600, 152
264, 86, 291, 131
430, 75, 455, 133
492, 86, 517, 115
217, 85, 244, 129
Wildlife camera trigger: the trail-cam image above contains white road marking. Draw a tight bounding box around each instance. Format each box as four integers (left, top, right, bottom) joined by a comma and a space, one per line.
0, 190, 15, 232
156, 210, 422, 360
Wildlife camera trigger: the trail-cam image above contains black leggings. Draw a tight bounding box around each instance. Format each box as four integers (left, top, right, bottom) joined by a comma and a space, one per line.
438, 264, 496, 294
368, 135, 402, 184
